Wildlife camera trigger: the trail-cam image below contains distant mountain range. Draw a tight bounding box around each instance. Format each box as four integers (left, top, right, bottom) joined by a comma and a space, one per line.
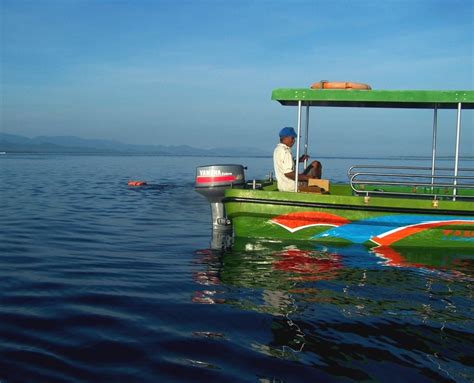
0, 133, 268, 157
1, 133, 472, 160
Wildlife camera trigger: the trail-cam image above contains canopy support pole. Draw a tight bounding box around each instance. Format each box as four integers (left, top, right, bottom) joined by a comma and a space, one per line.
430, 106, 438, 189
453, 102, 462, 201
303, 105, 310, 168
294, 100, 302, 192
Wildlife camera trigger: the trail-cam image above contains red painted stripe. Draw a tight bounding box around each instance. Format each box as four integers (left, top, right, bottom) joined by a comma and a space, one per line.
272, 211, 350, 230
196, 175, 236, 183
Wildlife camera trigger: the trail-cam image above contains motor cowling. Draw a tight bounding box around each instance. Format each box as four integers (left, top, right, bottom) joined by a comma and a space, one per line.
195, 165, 245, 244
195, 164, 245, 200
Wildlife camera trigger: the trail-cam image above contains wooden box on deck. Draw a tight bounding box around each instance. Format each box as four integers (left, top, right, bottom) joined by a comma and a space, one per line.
308, 179, 330, 191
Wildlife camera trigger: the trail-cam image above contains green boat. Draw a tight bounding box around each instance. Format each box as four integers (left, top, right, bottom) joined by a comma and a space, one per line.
196, 86, 474, 250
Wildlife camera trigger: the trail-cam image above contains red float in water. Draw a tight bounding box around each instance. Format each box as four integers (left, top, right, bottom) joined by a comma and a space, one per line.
128, 180, 147, 187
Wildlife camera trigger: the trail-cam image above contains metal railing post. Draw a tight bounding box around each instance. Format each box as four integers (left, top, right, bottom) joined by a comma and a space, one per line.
294, 100, 302, 192
304, 105, 309, 168
431, 105, 438, 189
453, 103, 462, 201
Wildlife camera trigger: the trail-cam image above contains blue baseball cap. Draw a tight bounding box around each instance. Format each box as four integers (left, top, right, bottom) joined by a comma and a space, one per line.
279, 127, 297, 137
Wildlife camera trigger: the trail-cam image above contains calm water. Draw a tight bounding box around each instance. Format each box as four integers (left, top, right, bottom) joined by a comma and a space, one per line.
1, 154, 473, 383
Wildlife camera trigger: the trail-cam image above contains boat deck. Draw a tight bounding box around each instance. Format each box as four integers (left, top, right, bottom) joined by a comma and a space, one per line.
251, 163, 474, 202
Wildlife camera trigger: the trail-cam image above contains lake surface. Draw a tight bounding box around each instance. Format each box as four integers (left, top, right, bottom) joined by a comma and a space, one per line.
1, 154, 473, 382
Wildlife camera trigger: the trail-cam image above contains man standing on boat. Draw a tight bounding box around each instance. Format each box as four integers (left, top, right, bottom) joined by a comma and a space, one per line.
273, 127, 322, 192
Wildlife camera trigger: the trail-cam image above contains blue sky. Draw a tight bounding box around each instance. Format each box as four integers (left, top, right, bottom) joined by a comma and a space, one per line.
1, 0, 473, 156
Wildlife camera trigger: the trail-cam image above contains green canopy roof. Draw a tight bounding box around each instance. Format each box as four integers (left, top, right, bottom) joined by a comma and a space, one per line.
271, 89, 474, 109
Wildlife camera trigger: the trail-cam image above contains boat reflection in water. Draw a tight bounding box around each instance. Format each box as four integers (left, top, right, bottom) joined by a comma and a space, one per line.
194, 238, 473, 309
193, 235, 474, 381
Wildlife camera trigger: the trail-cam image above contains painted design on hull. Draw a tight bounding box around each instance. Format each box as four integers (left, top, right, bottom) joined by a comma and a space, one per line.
271, 212, 474, 246
271, 212, 350, 233
371, 220, 474, 246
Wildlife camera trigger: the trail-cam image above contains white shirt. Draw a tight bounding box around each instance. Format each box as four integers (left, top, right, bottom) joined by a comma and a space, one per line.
273, 143, 295, 192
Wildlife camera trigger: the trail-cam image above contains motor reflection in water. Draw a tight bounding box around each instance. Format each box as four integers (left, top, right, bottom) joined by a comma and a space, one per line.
193, 233, 474, 381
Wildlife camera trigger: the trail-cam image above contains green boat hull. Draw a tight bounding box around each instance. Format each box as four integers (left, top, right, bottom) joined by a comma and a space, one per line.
224, 185, 474, 249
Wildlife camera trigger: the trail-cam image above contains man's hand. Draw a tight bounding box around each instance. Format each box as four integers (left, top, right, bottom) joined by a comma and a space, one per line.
299, 154, 310, 162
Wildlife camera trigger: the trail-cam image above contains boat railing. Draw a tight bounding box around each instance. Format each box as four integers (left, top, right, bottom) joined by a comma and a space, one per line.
348, 165, 474, 201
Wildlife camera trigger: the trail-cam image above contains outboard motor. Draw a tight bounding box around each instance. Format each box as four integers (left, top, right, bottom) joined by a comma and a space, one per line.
195, 164, 245, 249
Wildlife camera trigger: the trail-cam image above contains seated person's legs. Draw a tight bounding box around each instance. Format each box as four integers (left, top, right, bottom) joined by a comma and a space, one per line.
303, 160, 322, 179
